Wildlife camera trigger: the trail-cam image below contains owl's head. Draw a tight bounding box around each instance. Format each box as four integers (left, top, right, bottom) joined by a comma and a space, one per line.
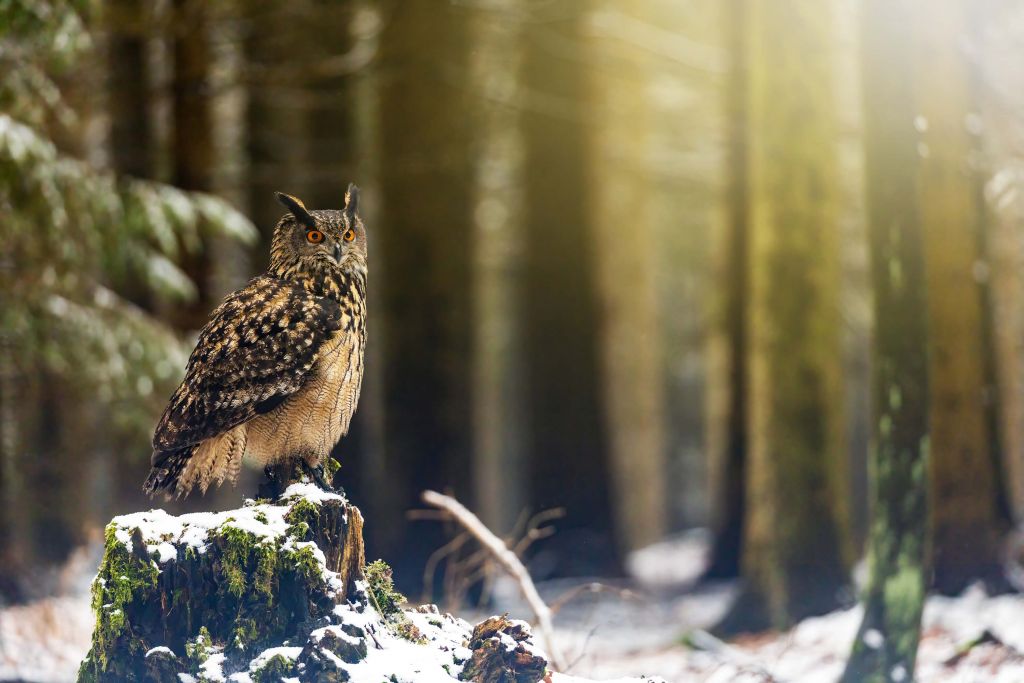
268, 184, 366, 293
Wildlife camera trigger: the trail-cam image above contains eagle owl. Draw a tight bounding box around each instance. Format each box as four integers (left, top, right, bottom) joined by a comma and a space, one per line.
143, 186, 367, 498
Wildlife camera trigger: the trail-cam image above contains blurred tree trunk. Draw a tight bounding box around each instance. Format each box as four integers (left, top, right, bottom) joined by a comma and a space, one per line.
342, 3, 391, 560
915, 0, 1014, 595
375, 0, 475, 582
169, 0, 214, 331
703, 0, 749, 580
520, 3, 618, 574
106, 0, 157, 509
469, 2, 527, 536
303, 3, 358, 209
107, 0, 153, 180
22, 378, 89, 569
978, 0, 1024, 520
0, 339, 15, 600
720, 0, 850, 632
842, 0, 929, 677
587, 2, 667, 552
245, 2, 292, 264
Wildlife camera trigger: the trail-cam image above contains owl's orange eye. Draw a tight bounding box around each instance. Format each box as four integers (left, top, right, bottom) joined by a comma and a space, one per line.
343, 228, 356, 243
306, 230, 325, 244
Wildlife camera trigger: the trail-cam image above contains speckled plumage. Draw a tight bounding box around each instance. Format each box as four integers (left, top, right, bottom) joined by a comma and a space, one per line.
144, 186, 367, 497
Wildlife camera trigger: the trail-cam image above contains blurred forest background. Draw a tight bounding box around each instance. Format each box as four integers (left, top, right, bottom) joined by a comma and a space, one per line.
3, 0, 1024, 639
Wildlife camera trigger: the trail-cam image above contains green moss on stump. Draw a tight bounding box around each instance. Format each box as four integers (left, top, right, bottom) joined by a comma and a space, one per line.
77, 490, 360, 682
365, 558, 426, 643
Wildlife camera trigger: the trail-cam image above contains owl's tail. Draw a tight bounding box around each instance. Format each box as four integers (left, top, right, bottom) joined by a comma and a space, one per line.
143, 446, 194, 498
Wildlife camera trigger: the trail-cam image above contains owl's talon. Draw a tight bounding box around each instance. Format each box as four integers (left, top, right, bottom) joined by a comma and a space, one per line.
303, 461, 334, 492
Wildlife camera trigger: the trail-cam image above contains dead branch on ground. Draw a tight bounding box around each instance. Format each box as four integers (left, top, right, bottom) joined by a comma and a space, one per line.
421, 489, 565, 671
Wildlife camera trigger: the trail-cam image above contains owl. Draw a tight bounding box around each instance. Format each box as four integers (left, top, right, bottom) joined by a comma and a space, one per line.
143, 185, 367, 498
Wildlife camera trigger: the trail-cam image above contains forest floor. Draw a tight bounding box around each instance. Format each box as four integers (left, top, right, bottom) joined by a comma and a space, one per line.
3, 531, 1024, 682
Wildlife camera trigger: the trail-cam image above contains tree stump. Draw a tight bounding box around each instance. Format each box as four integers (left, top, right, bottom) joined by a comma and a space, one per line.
75, 483, 555, 683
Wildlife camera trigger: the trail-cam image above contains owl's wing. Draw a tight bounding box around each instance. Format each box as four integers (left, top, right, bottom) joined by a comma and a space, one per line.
151, 276, 342, 456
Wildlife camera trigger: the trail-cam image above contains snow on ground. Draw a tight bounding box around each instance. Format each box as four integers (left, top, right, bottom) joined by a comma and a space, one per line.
0, 546, 96, 683
3, 529, 1024, 682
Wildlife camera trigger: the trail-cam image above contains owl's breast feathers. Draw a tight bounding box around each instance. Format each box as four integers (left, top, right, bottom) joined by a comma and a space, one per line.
145, 275, 364, 496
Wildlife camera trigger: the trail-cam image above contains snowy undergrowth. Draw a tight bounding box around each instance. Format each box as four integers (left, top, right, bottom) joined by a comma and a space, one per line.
14, 523, 1024, 682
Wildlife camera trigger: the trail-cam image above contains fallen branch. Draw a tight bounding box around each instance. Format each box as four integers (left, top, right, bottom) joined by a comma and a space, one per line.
421, 489, 564, 671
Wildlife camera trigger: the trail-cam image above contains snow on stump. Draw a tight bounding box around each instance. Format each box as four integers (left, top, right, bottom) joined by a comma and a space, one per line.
76, 484, 553, 683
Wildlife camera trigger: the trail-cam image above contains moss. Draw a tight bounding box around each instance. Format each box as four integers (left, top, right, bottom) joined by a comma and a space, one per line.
364, 559, 426, 644
254, 542, 280, 598
87, 524, 160, 671
185, 626, 214, 664
282, 542, 321, 581
251, 653, 297, 683
285, 497, 320, 527
394, 620, 426, 644
219, 526, 255, 598
326, 456, 342, 478
232, 619, 261, 652
284, 498, 320, 542
365, 560, 405, 618
287, 520, 310, 540
220, 526, 286, 598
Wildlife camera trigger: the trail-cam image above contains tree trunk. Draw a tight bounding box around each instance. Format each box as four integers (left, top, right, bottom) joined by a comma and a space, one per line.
169, 0, 214, 332
720, 0, 850, 633
703, 0, 750, 580
243, 1, 298, 266
519, 2, 618, 574
105, 0, 159, 511
468, 1, 528, 537
375, 0, 475, 582
587, 1, 668, 552
977, 0, 1024, 520
915, 0, 1013, 595
841, 0, 929, 678
107, 0, 153, 180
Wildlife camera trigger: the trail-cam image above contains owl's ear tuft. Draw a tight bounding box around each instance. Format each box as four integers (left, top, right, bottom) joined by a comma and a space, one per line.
275, 192, 316, 228
344, 183, 360, 219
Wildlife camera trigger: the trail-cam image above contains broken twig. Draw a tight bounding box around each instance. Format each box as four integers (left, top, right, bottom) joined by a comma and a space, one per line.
421, 489, 564, 671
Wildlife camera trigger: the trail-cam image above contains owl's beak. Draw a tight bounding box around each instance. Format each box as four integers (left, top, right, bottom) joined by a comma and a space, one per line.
332, 242, 343, 264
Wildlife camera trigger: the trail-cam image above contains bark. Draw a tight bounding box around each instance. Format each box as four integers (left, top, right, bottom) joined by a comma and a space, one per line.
519, 2, 618, 574
587, 1, 668, 551
841, 0, 929, 678
915, 0, 1014, 595
703, 0, 750, 580
720, 0, 849, 632
375, 0, 475, 576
